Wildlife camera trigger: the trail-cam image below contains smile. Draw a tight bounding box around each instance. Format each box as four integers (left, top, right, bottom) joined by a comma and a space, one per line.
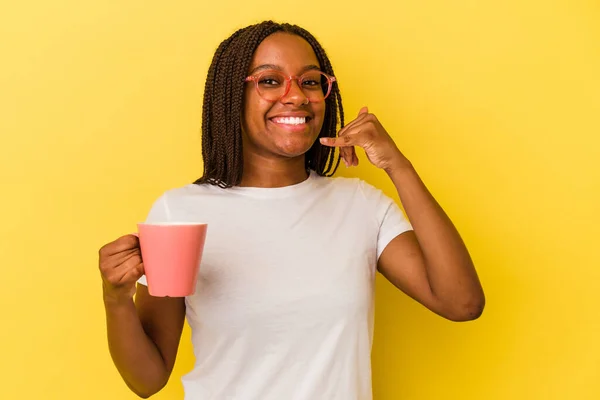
270, 116, 311, 125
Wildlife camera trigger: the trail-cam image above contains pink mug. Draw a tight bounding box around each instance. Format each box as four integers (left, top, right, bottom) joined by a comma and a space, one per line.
137, 222, 207, 297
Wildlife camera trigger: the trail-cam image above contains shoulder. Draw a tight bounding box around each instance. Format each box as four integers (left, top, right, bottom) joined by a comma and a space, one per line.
146, 183, 224, 212
160, 182, 222, 201
144, 182, 226, 223
319, 174, 386, 201
314, 173, 359, 190
311, 174, 394, 215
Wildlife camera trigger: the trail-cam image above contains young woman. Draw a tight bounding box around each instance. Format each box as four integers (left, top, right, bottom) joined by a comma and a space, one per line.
99, 20, 485, 400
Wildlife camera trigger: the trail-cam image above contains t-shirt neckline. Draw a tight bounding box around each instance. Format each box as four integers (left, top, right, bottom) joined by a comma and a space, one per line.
225, 170, 318, 199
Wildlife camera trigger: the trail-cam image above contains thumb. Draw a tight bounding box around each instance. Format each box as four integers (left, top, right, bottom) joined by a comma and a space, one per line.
320, 135, 356, 147
358, 106, 368, 116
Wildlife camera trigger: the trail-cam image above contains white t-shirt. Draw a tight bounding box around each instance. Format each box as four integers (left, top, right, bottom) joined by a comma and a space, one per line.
138, 171, 412, 400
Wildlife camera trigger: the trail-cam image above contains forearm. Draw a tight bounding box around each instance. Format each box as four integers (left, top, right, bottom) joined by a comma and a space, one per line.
104, 296, 169, 398
386, 162, 485, 317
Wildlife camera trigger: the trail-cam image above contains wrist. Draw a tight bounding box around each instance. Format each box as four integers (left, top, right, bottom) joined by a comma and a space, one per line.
102, 282, 135, 307
384, 154, 414, 176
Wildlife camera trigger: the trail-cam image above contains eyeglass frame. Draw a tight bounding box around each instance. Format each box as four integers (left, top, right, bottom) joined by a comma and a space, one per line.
243, 69, 337, 103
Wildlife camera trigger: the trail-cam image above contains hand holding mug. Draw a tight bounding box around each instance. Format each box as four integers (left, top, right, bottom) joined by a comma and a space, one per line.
99, 234, 144, 303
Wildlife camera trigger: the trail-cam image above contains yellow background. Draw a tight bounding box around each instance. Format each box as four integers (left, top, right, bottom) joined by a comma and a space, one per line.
1, 0, 599, 399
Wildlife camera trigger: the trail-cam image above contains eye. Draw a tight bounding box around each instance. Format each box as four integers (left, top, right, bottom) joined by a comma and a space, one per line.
301, 79, 319, 86
258, 74, 283, 87
301, 72, 324, 89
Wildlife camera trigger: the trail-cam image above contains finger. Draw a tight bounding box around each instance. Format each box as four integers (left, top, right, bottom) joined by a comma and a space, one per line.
345, 106, 369, 131
338, 140, 354, 167
101, 248, 141, 275
335, 107, 369, 166
320, 133, 360, 148
332, 126, 352, 166
99, 235, 139, 258
99, 236, 138, 258
113, 250, 142, 273
341, 146, 358, 167
340, 150, 351, 167
343, 145, 358, 167
350, 146, 358, 167
117, 261, 145, 285
345, 142, 358, 167
337, 123, 358, 161
105, 253, 144, 285
337, 110, 369, 137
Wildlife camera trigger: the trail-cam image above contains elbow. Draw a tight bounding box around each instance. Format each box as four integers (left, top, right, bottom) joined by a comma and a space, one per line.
134, 380, 170, 399
116, 353, 171, 398
126, 378, 167, 399
445, 293, 486, 322
129, 386, 154, 399
132, 386, 160, 399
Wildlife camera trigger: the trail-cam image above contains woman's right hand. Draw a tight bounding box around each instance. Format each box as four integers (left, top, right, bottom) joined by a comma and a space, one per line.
99, 234, 145, 303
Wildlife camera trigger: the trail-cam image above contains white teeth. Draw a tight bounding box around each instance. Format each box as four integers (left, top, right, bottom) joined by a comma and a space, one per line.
274, 117, 306, 125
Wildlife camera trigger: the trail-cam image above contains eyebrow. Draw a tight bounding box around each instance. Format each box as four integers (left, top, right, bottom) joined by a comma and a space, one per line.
248, 64, 322, 75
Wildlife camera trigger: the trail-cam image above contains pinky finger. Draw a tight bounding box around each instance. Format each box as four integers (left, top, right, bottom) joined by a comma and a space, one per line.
121, 262, 144, 284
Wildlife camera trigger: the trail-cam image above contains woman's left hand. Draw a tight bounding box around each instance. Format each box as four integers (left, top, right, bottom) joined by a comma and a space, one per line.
320, 107, 411, 172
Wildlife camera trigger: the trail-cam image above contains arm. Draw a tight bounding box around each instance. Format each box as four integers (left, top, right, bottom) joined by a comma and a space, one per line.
320, 107, 485, 321
100, 236, 186, 398
104, 287, 186, 397
377, 165, 484, 321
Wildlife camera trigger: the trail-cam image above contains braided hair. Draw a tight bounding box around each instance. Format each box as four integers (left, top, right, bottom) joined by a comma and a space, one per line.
194, 21, 344, 188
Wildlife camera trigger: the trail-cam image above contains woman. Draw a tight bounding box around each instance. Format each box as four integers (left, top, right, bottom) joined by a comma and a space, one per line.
99, 21, 485, 400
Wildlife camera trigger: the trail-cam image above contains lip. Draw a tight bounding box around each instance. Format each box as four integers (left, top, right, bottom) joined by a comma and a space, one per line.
267, 111, 313, 133
268, 118, 311, 132
268, 111, 313, 119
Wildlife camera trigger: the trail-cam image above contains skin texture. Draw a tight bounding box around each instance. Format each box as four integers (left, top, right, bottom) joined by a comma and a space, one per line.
98, 30, 485, 398
321, 108, 485, 321
240, 33, 326, 188
99, 235, 185, 398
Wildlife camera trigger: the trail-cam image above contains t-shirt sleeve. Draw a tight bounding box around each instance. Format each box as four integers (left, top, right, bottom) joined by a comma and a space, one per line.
137, 192, 171, 286
359, 180, 413, 260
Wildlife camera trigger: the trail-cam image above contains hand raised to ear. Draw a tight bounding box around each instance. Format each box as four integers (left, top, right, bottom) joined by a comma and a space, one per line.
321, 107, 410, 172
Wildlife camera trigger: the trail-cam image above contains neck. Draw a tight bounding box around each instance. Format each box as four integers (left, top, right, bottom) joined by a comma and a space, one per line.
240, 151, 309, 188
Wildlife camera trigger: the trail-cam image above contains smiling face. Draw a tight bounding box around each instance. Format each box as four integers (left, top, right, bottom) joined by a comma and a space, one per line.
242, 32, 326, 161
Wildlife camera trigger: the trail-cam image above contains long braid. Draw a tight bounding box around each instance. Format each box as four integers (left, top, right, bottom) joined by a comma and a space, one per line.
199, 29, 242, 185
195, 21, 344, 187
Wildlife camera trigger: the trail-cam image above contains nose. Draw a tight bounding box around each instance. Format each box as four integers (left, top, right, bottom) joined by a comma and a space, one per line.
279, 78, 309, 106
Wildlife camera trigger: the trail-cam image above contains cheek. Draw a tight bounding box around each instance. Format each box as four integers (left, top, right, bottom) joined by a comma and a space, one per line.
243, 91, 271, 131
312, 104, 327, 132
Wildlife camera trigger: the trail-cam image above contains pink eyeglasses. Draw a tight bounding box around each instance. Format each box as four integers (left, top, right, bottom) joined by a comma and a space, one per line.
244, 70, 336, 103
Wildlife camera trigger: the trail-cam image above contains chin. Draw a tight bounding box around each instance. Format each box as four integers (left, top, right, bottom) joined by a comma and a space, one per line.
274, 140, 315, 158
